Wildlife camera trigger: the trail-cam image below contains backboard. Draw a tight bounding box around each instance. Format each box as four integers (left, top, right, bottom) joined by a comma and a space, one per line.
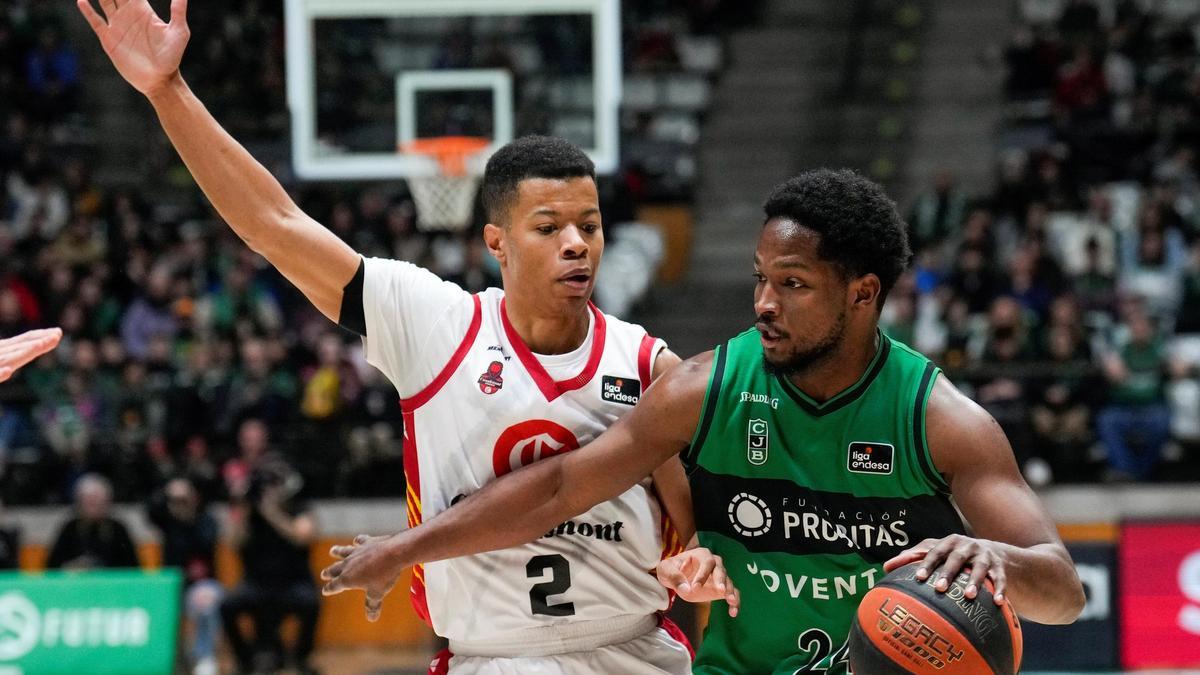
283, 0, 622, 180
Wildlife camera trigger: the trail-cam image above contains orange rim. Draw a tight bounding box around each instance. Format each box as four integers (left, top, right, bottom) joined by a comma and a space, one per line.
400, 136, 491, 177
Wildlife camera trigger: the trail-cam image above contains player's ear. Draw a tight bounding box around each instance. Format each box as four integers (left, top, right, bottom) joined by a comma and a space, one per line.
483, 223, 506, 265
851, 274, 881, 309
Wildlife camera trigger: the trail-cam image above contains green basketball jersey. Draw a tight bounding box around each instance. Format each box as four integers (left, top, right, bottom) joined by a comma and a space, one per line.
685, 329, 964, 674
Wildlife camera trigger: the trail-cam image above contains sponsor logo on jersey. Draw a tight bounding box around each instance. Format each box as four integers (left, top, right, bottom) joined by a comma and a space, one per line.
492, 420, 580, 476
542, 518, 626, 543
600, 375, 640, 406
728, 492, 773, 537
847, 442, 894, 475
745, 559, 881, 602
485, 344, 512, 361
478, 360, 504, 395
692, 468, 968, 558
739, 391, 779, 409
747, 418, 769, 465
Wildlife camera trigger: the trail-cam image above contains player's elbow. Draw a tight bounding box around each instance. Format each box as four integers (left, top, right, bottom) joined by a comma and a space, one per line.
1039, 562, 1087, 625
1054, 572, 1088, 625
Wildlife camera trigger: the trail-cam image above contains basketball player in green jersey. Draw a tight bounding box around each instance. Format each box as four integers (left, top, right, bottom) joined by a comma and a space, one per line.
323, 169, 1086, 673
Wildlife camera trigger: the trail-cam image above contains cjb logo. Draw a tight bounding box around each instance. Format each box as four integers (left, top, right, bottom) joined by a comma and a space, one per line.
747, 418, 768, 466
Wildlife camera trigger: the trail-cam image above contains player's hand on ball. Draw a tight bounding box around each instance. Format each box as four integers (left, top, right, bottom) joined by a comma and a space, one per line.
77, 0, 191, 96
0, 328, 61, 383
656, 547, 741, 617
884, 535, 1010, 605
321, 534, 404, 622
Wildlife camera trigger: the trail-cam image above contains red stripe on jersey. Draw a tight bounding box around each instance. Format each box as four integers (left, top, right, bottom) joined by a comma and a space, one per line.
637, 333, 658, 393
401, 409, 432, 626
499, 299, 606, 402
400, 294, 483, 411
427, 648, 452, 675
658, 614, 696, 659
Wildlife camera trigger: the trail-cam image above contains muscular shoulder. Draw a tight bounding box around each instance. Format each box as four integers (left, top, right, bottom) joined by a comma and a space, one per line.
925, 375, 1021, 483
645, 351, 713, 412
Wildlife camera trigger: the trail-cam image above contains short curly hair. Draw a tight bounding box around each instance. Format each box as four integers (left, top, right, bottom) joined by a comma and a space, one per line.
763, 169, 911, 304
481, 135, 595, 225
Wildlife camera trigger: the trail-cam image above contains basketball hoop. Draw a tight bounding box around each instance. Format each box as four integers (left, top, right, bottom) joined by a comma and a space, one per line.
401, 136, 490, 232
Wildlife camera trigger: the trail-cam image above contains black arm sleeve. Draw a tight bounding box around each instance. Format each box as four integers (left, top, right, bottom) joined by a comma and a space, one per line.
338, 258, 367, 337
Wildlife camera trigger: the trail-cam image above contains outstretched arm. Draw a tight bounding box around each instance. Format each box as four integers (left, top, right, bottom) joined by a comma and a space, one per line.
886, 376, 1085, 625
77, 0, 359, 321
0, 328, 62, 382
321, 352, 714, 613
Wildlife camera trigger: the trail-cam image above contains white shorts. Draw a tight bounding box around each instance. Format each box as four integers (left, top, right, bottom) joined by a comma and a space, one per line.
432, 616, 692, 675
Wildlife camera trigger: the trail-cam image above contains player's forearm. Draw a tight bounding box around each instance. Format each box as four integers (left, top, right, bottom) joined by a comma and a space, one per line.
996, 542, 1085, 625
145, 74, 356, 319
387, 457, 583, 567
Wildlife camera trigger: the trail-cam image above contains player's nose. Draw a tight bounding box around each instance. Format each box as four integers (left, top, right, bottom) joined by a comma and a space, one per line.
755, 284, 779, 317
560, 225, 589, 258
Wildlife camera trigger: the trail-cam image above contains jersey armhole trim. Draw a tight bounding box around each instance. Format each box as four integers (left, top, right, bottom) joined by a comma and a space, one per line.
682, 344, 727, 472
913, 363, 951, 494
638, 333, 660, 393
399, 294, 483, 411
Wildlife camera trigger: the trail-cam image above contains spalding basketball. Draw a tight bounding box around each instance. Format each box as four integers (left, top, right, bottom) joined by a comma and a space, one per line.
848, 562, 1022, 674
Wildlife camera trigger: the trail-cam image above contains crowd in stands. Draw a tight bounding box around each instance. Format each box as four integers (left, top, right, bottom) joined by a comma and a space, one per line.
886, 0, 1200, 485
0, 0, 746, 509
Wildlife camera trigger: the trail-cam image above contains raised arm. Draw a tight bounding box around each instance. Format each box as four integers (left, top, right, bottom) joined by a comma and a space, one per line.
886, 376, 1085, 625
320, 352, 714, 612
77, 0, 359, 321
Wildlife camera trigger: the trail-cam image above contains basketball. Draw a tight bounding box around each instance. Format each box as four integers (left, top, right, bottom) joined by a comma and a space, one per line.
848, 562, 1023, 674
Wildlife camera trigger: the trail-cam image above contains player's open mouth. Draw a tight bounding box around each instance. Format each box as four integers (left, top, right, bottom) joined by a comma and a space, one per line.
559, 270, 592, 290
756, 322, 783, 344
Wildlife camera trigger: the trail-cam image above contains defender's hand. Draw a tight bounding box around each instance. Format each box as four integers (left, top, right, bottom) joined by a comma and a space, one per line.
77, 0, 191, 96
321, 534, 405, 622
885, 534, 1010, 604
0, 328, 62, 382
656, 547, 741, 617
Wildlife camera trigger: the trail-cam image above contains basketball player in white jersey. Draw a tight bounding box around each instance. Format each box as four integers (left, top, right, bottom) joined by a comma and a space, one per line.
78, 1, 733, 672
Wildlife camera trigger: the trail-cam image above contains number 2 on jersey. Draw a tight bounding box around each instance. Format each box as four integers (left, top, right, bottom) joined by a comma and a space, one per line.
526, 554, 576, 616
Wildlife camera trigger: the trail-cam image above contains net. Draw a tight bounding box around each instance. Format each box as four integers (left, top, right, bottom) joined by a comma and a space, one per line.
401, 136, 491, 232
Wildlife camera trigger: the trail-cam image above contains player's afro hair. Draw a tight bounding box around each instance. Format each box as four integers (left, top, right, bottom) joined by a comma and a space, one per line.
763, 169, 911, 305
481, 135, 595, 225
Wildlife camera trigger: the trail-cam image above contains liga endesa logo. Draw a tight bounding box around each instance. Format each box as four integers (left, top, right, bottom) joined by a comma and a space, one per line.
492, 420, 581, 477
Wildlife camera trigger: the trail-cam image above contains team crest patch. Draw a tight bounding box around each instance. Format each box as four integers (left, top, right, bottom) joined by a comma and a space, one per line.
601, 375, 640, 406
747, 419, 768, 465
847, 442, 894, 475
478, 361, 504, 395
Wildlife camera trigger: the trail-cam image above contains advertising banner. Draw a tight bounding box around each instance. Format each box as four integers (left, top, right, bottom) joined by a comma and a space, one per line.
0, 569, 181, 675
1120, 521, 1200, 669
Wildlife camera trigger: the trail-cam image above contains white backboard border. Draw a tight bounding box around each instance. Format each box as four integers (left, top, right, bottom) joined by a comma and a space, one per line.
284, 0, 621, 180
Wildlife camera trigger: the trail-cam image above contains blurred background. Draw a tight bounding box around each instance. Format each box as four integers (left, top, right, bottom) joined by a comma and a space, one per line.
1, 0, 1199, 672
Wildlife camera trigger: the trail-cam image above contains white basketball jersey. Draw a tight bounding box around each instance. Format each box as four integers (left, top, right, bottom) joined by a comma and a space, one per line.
391, 286, 682, 642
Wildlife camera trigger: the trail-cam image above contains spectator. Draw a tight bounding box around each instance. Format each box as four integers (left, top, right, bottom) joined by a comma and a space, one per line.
24, 27, 80, 124
0, 499, 18, 569
145, 477, 222, 675
1030, 325, 1099, 484
221, 455, 319, 674
907, 170, 967, 253
45, 473, 140, 569
1097, 312, 1173, 481
220, 339, 296, 433
119, 266, 180, 361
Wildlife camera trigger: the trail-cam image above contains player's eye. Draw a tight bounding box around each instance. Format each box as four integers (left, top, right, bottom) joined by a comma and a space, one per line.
752, 272, 766, 284
786, 278, 806, 289
537, 224, 556, 235
581, 223, 600, 234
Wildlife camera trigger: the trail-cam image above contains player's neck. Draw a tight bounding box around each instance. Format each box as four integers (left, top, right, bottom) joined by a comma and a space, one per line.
784, 328, 880, 403
504, 295, 592, 355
